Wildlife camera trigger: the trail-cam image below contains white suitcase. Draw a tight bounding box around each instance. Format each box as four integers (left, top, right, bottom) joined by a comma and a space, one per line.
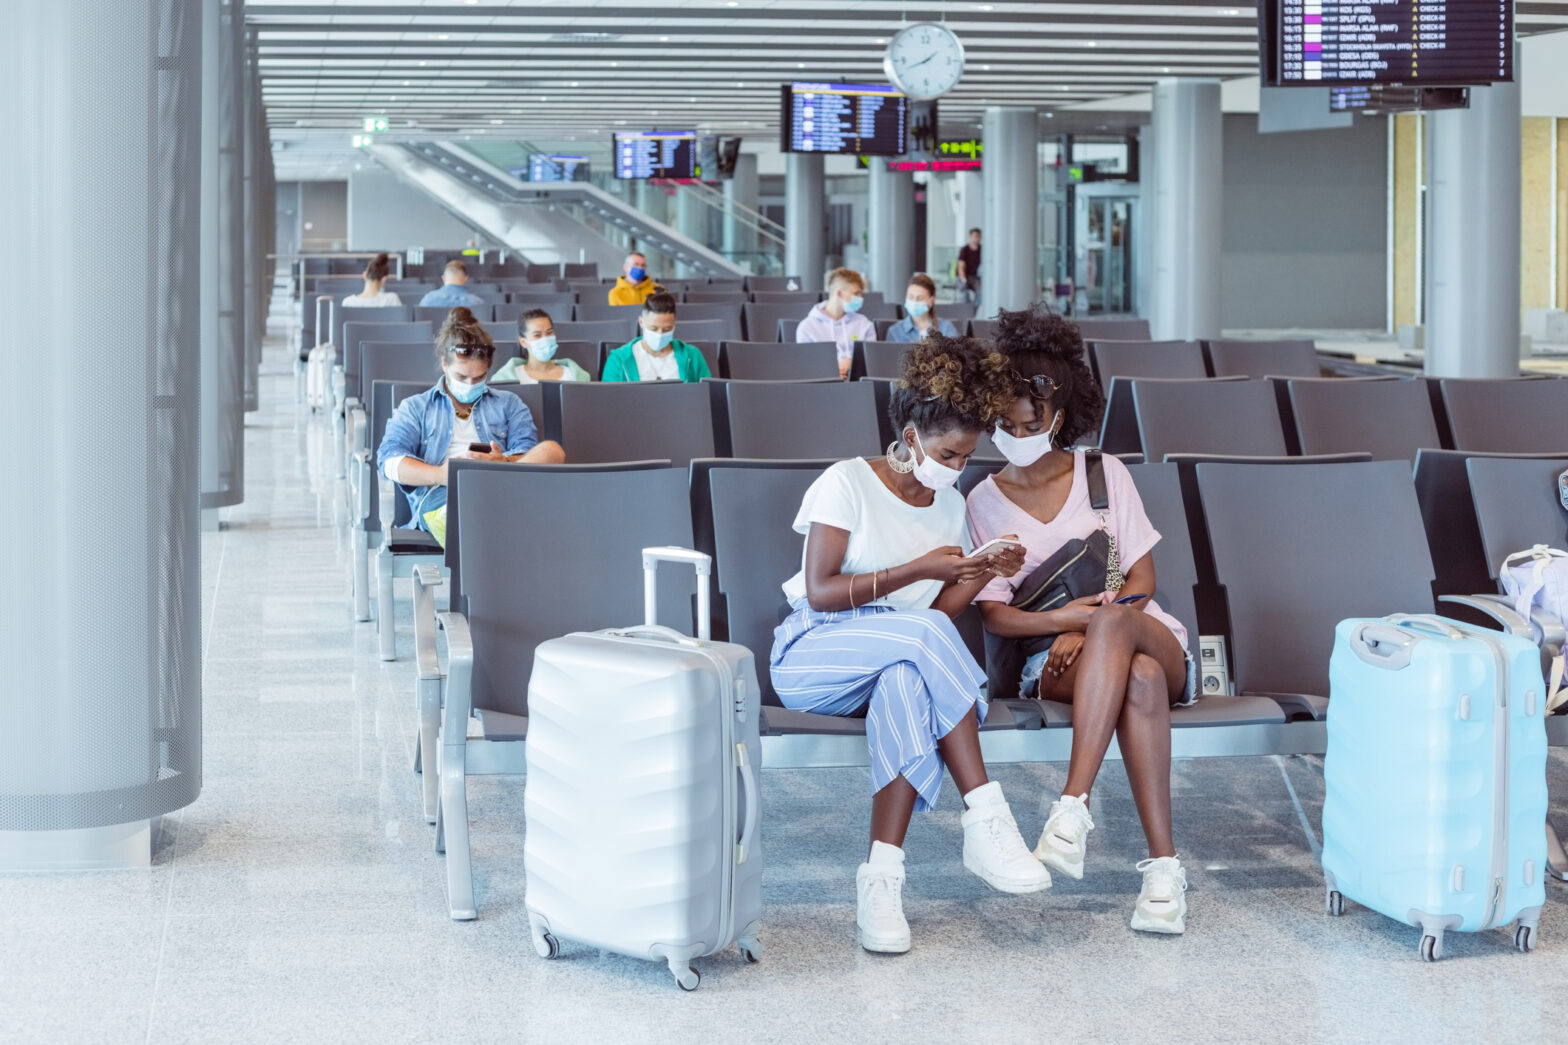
524, 547, 763, 991
305, 343, 333, 411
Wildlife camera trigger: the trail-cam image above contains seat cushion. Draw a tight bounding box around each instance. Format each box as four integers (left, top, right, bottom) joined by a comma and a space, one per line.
474, 708, 528, 741
1039, 694, 1286, 729
388, 527, 442, 554
761, 699, 1032, 737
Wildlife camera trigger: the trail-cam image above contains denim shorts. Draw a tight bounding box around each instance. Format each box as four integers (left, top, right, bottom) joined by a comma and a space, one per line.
1020, 641, 1198, 707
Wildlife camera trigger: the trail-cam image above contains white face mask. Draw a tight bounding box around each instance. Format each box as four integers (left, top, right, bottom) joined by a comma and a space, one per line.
909, 427, 963, 491
992, 410, 1061, 468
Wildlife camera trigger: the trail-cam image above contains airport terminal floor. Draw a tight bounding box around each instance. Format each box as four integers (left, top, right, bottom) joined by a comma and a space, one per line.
3, 318, 1565, 1042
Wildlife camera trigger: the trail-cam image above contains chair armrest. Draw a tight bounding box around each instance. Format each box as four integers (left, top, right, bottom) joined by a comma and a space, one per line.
353, 450, 373, 524
347, 402, 368, 455
1439, 595, 1536, 642
436, 610, 473, 740
331, 367, 346, 413
415, 565, 445, 682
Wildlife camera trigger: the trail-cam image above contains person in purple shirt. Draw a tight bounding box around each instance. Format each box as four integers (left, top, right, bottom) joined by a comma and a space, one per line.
795, 267, 875, 379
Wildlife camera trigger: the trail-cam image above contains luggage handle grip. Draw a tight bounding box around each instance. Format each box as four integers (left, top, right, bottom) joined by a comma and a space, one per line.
1384, 614, 1466, 641
735, 741, 759, 866
642, 547, 712, 641
1350, 623, 1420, 670
607, 624, 701, 649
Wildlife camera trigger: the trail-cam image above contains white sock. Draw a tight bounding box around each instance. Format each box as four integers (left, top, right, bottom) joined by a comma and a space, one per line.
867, 840, 905, 866
963, 780, 1005, 809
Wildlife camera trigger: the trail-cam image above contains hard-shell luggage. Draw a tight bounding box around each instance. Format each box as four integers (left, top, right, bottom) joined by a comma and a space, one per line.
1322, 614, 1548, 960
305, 343, 333, 411
524, 547, 763, 991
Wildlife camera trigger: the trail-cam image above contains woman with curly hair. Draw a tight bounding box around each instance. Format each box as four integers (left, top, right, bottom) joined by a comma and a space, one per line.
965, 307, 1193, 934
770, 335, 1052, 955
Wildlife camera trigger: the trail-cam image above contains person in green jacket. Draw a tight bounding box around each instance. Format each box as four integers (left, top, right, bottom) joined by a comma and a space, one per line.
602, 291, 712, 383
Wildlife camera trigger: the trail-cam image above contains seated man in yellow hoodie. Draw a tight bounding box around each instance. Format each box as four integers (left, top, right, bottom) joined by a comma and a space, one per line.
607, 251, 661, 305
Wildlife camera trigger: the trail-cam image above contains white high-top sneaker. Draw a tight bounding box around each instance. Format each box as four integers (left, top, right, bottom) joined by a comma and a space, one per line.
856, 841, 911, 953
1131, 856, 1188, 934
960, 781, 1053, 894
1035, 793, 1094, 880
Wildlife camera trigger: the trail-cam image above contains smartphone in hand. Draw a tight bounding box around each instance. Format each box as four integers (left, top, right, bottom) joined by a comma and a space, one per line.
1115, 592, 1149, 605
970, 536, 1023, 559
468, 442, 494, 454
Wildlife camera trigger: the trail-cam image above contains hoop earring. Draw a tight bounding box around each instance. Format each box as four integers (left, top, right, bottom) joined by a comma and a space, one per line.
886, 440, 915, 474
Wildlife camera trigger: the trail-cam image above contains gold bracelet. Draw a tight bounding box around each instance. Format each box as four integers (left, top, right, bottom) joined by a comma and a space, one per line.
848, 572, 859, 609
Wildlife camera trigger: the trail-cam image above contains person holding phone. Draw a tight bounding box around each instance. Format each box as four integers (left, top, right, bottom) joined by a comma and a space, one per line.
964, 306, 1195, 935
769, 336, 1051, 956
376, 307, 565, 532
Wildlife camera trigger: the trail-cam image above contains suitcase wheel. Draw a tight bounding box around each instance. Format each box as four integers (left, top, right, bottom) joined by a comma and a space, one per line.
532, 931, 561, 960
1419, 933, 1442, 962
1325, 890, 1344, 917
738, 938, 762, 964
1516, 924, 1536, 953
673, 966, 700, 992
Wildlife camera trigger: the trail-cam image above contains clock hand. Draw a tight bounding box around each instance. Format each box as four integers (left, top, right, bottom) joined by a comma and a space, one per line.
906, 52, 937, 69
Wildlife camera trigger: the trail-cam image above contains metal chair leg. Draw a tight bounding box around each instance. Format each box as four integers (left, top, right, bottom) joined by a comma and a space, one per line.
1547, 819, 1568, 882
440, 739, 477, 921
376, 546, 396, 661
417, 675, 441, 824
352, 526, 371, 622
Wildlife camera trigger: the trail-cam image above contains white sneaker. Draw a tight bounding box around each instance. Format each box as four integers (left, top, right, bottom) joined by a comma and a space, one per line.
1035, 793, 1094, 880
1131, 856, 1188, 934
960, 781, 1053, 895
856, 842, 911, 953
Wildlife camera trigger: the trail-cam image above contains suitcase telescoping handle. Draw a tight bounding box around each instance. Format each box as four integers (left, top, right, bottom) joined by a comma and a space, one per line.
641, 546, 712, 642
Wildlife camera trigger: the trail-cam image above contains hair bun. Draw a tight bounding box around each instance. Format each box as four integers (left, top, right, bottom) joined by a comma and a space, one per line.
449, 306, 476, 323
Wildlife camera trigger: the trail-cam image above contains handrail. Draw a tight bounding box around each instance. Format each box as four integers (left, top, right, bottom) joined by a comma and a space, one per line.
671, 179, 787, 242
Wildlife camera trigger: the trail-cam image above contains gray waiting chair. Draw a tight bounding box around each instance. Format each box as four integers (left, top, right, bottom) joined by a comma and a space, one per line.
720, 342, 840, 381
745, 274, 805, 293
1205, 339, 1321, 379
1088, 340, 1207, 386
749, 290, 820, 307
967, 318, 999, 340
562, 261, 599, 279
572, 302, 644, 324
858, 341, 913, 380
351, 379, 433, 624
1074, 316, 1151, 342
746, 302, 808, 342
423, 462, 686, 919
1131, 378, 1287, 461
558, 381, 715, 467
669, 302, 744, 339
556, 319, 635, 350
415, 304, 494, 326
725, 380, 880, 460
1197, 460, 1440, 721
1288, 377, 1439, 462
684, 290, 748, 305
1439, 378, 1568, 454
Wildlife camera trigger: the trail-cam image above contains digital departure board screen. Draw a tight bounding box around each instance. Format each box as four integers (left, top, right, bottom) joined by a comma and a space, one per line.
779, 82, 907, 156
528, 154, 590, 182
613, 131, 697, 179
1328, 85, 1471, 112
1263, 1, 1514, 87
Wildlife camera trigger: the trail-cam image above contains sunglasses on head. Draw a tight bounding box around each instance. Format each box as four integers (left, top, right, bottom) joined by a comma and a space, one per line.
1019, 374, 1060, 400
451, 343, 487, 357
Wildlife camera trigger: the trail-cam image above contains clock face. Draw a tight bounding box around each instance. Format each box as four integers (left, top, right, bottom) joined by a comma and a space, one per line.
884, 22, 965, 100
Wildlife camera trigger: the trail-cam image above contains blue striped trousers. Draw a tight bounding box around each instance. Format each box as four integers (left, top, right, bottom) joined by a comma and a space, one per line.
769, 604, 987, 811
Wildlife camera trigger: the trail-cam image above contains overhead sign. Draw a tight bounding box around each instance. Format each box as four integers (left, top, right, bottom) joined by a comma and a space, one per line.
362, 117, 389, 132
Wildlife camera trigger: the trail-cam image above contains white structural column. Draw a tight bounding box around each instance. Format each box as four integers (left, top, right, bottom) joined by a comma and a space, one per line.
980, 106, 1040, 314
867, 161, 915, 296
785, 153, 826, 287
675, 186, 706, 279
1425, 70, 1523, 378
201, 0, 244, 513
0, 0, 204, 868
723, 152, 759, 265
1149, 79, 1223, 341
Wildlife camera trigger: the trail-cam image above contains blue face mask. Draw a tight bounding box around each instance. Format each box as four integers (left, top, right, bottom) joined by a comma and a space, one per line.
447, 374, 486, 404
844, 295, 864, 313
904, 299, 930, 318
528, 335, 559, 362
627, 266, 647, 283
642, 327, 674, 352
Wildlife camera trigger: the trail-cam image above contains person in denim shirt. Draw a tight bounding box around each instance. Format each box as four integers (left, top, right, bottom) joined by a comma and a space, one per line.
885, 274, 960, 344
418, 259, 487, 309
377, 307, 565, 529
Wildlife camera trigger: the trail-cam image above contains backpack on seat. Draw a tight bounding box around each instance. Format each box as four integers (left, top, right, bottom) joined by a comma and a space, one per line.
1501, 544, 1568, 712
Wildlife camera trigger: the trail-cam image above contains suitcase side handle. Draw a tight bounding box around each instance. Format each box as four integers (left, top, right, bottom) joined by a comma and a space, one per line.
736, 741, 760, 866
642, 546, 712, 641
1350, 623, 1420, 670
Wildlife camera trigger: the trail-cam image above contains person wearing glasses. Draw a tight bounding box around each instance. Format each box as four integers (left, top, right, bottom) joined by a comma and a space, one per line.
769, 335, 1051, 957
965, 306, 1193, 935
376, 306, 565, 533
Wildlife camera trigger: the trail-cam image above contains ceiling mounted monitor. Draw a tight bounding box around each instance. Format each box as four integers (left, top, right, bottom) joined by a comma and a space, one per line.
779, 82, 908, 156
1329, 85, 1472, 113
1261, 1, 1514, 87
613, 130, 698, 179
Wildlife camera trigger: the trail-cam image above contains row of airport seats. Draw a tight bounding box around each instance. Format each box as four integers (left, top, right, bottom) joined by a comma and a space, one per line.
403, 449, 1565, 919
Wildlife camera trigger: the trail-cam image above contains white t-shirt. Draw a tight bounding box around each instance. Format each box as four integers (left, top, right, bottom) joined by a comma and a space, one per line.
782, 457, 970, 613
633, 341, 681, 381
383, 405, 479, 481
343, 290, 402, 307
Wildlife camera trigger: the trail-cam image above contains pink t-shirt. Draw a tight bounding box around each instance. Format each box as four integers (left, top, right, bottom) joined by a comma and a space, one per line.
964, 452, 1188, 649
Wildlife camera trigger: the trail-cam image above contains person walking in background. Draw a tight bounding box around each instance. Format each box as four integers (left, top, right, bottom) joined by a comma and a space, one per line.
957, 228, 981, 307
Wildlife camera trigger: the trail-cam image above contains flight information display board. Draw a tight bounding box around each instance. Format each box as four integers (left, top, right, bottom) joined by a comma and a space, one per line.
529, 154, 590, 182
613, 131, 697, 179
1328, 85, 1470, 112
1264, 1, 1513, 87
779, 82, 907, 156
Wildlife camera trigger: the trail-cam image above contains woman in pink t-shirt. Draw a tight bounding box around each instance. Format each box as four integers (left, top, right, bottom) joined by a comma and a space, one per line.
965, 308, 1192, 935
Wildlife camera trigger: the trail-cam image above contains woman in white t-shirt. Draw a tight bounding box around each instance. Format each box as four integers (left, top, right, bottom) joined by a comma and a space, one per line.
770, 337, 1050, 956
342, 252, 402, 308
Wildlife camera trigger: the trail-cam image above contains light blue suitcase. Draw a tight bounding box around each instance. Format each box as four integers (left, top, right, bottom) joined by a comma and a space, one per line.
1322, 614, 1548, 961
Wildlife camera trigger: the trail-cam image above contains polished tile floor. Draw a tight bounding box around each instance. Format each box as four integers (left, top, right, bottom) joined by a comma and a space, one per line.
4, 324, 1567, 1044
